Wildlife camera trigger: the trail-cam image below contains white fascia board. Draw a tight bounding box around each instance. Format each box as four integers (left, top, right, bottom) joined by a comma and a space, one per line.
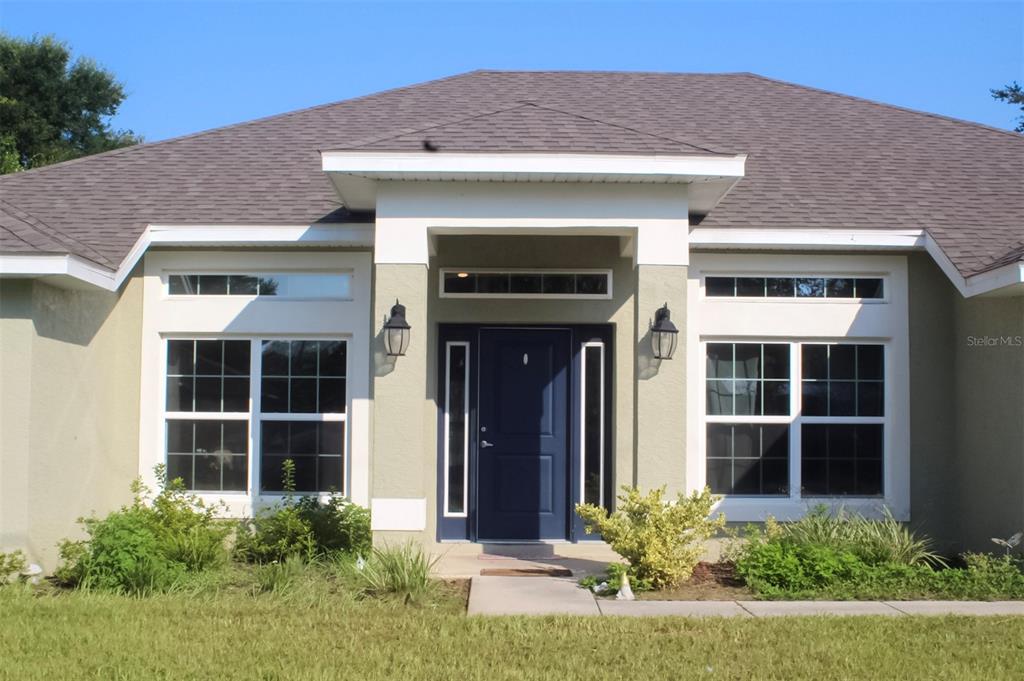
112, 223, 374, 289
1, 224, 375, 291
322, 151, 747, 180
0, 254, 117, 290
688, 227, 928, 250
922, 234, 1024, 297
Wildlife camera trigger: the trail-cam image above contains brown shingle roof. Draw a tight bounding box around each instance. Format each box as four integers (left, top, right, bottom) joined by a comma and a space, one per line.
0, 70, 1021, 277
347, 103, 729, 155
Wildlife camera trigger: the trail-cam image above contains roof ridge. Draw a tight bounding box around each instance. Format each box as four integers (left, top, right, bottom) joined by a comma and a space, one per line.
0, 198, 112, 266
337, 102, 532, 150
523, 102, 730, 155
741, 73, 1024, 140
0, 70, 489, 182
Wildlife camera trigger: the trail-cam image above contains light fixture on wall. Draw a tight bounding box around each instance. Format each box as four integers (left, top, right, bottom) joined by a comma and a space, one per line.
383, 300, 411, 357
650, 303, 679, 360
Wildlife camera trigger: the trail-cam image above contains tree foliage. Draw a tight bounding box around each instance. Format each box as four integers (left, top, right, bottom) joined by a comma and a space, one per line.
991, 81, 1024, 132
0, 33, 141, 173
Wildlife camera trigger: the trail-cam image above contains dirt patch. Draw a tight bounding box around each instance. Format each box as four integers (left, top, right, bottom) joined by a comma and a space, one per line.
638, 561, 754, 601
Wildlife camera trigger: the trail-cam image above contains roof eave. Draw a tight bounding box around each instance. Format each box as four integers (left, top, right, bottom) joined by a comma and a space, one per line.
320, 151, 747, 212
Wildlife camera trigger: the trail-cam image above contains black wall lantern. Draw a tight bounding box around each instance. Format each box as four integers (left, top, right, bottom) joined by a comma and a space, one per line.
650, 303, 679, 360
383, 300, 411, 357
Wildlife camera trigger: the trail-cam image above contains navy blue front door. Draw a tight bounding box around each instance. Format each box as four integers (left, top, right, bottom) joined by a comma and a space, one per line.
477, 328, 570, 541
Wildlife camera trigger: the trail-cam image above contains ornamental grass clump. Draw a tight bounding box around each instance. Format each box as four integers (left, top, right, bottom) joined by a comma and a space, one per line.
347, 543, 439, 605
576, 486, 724, 589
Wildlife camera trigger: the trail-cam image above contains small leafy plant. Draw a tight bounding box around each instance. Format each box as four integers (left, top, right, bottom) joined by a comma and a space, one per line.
234, 459, 371, 564
576, 486, 724, 589
1, 550, 28, 585
579, 562, 653, 596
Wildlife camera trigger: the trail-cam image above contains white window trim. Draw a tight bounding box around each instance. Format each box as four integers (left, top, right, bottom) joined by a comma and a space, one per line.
443, 342, 470, 518
580, 341, 606, 508
164, 270, 354, 301
439, 268, 613, 300
701, 340, 888, 502
140, 250, 372, 515
687, 253, 910, 521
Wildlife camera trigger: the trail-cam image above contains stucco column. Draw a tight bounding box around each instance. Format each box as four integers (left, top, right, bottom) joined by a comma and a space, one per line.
370, 263, 430, 535
635, 264, 688, 494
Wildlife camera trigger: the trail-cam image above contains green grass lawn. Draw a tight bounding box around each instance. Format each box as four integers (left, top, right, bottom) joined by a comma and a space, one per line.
3, 585, 1024, 681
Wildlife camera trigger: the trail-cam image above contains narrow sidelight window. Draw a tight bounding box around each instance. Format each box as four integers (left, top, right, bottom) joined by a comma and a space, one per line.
581, 343, 606, 507
444, 343, 470, 516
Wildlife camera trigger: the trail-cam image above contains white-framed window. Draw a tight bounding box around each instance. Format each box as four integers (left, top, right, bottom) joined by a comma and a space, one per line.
443, 342, 470, 517
440, 268, 612, 299
581, 341, 606, 507
703, 341, 886, 499
258, 340, 347, 494
167, 272, 352, 299
141, 250, 372, 511
163, 337, 348, 495
686, 253, 910, 521
703, 275, 886, 301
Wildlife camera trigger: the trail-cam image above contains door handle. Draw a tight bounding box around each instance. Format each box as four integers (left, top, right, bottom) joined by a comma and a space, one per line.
480, 440, 495, 448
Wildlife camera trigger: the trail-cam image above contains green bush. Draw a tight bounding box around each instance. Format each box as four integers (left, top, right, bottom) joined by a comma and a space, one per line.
1, 550, 28, 585
576, 486, 724, 589
579, 562, 653, 595
348, 543, 438, 605
234, 460, 372, 564
735, 514, 1024, 600
55, 467, 230, 594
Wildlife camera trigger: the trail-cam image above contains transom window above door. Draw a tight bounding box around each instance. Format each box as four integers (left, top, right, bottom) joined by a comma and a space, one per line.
440, 269, 612, 299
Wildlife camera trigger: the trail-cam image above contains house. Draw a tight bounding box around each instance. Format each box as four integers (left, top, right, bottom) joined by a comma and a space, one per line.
1, 71, 1022, 570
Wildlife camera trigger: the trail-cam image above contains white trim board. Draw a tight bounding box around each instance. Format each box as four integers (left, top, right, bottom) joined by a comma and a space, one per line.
4, 224, 1021, 297
1, 224, 373, 292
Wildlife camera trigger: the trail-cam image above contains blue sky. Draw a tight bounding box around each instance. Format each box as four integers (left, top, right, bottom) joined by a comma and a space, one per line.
3, 1, 1022, 141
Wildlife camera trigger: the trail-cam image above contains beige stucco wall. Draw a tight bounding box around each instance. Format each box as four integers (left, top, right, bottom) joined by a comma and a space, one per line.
0, 274, 143, 570
953, 290, 1024, 550
906, 253, 1024, 551
906, 253, 960, 548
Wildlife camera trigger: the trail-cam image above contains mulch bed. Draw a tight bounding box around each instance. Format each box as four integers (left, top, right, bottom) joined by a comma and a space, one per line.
638, 561, 754, 601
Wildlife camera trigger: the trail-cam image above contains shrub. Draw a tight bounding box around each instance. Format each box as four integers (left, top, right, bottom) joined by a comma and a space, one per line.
348, 543, 438, 605
234, 460, 372, 564
1, 550, 28, 585
56, 508, 184, 595
579, 562, 653, 595
55, 466, 230, 594
576, 486, 724, 589
734, 514, 1024, 600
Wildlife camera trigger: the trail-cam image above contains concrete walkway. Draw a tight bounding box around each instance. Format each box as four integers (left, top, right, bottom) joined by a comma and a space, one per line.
467, 576, 1024, 617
